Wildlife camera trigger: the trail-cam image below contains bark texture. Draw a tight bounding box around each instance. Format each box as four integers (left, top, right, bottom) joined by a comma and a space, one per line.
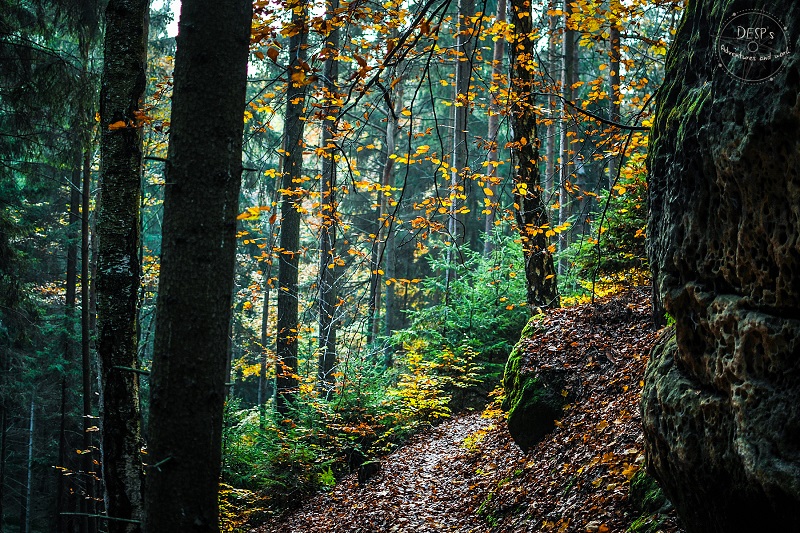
96, 1, 148, 529
276, 0, 309, 415
509, 0, 559, 309
643, 1, 800, 532
144, 0, 252, 530
318, 0, 339, 393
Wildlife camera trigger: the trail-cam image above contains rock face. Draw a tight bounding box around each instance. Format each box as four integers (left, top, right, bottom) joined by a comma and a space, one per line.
643, 1, 800, 531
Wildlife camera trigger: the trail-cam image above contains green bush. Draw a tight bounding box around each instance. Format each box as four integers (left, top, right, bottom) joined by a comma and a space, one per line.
391, 235, 531, 409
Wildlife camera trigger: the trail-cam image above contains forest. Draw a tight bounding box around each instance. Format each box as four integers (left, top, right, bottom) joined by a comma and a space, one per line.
3, 0, 799, 531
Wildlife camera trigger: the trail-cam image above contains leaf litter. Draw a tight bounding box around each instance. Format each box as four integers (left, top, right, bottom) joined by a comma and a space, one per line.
254, 288, 685, 532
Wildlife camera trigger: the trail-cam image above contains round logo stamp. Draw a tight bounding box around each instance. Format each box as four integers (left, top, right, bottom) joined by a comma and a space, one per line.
716, 9, 790, 83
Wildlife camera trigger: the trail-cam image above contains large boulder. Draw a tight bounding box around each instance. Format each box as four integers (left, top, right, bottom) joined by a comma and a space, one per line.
502, 315, 569, 451
644, 0, 800, 531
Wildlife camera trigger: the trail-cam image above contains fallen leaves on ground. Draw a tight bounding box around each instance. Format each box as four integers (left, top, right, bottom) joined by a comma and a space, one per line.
254, 288, 685, 532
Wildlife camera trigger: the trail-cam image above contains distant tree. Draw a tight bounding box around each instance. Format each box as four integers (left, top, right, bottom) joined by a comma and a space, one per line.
144, 0, 252, 530
96, 0, 148, 530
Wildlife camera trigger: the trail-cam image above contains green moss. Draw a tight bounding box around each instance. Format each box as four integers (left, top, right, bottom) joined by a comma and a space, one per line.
502, 329, 567, 451
628, 469, 672, 533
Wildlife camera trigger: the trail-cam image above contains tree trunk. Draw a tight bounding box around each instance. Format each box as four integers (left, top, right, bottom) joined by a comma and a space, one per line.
445, 0, 475, 286
558, 0, 576, 276
80, 149, 97, 533
317, 0, 340, 395
144, 0, 252, 530
21, 396, 34, 533
545, 1, 557, 224
0, 391, 6, 531
607, 22, 621, 190
58, 162, 81, 533
276, 0, 309, 416
96, 1, 148, 530
371, 67, 403, 348
509, 0, 559, 309
258, 266, 271, 426
483, 0, 507, 256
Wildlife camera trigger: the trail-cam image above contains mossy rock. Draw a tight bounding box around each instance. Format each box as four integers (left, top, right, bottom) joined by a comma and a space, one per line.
628, 469, 672, 533
502, 326, 568, 451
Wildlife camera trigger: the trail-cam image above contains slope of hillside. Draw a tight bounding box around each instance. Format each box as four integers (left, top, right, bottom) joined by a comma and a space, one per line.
255, 288, 684, 532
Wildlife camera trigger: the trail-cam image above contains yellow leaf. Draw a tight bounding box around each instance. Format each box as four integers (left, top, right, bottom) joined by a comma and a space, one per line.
483, 187, 494, 196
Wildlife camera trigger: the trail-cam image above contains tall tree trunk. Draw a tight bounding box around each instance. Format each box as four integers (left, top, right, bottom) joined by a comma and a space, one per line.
445, 0, 475, 286
317, 0, 340, 394
144, 0, 252, 530
258, 263, 271, 427
608, 22, 621, 189
80, 149, 96, 533
21, 396, 34, 533
545, 1, 558, 224
0, 390, 6, 531
558, 0, 576, 276
483, 0, 507, 256
96, 1, 148, 530
58, 162, 81, 533
276, 0, 309, 415
510, 0, 559, 309
371, 68, 403, 348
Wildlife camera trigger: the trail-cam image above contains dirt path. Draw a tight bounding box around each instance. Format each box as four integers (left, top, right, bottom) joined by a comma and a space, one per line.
256, 412, 499, 533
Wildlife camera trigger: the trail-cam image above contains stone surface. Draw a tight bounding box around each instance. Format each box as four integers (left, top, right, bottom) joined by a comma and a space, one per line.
502, 317, 568, 452
644, 0, 800, 531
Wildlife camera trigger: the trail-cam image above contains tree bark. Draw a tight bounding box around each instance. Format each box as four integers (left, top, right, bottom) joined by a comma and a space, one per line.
483, 0, 507, 256
544, 0, 557, 224
58, 162, 81, 533
558, 0, 576, 276
607, 22, 621, 190
276, 0, 309, 415
80, 149, 97, 533
144, 0, 252, 530
445, 0, 475, 286
22, 396, 34, 533
509, 0, 559, 309
96, 1, 148, 530
317, 0, 339, 394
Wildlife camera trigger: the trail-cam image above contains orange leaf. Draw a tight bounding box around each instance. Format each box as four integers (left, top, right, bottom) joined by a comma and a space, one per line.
108, 120, 127, 130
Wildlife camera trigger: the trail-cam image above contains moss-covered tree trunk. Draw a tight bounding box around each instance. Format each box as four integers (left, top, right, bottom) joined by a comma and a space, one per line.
96, 1, 148, 530
509, 0, 559, 309
144, 0, 252, 530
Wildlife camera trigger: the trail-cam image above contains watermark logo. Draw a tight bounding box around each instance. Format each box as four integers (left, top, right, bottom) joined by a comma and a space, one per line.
716, 9, 790, 84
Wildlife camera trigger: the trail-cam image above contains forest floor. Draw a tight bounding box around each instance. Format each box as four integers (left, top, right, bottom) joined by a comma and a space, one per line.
254, 288, 685, 533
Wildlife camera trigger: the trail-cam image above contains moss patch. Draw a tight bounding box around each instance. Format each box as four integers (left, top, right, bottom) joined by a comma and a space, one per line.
502, 318, 568, 451
628, 469, 673, 533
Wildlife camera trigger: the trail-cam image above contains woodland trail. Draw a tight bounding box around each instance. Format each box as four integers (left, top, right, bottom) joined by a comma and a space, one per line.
257, 412, 507, 533
256, 289, 685, 533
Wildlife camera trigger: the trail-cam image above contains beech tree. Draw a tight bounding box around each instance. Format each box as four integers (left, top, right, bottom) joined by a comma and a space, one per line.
144, 0, 252, 530
96, 0, 148, 530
